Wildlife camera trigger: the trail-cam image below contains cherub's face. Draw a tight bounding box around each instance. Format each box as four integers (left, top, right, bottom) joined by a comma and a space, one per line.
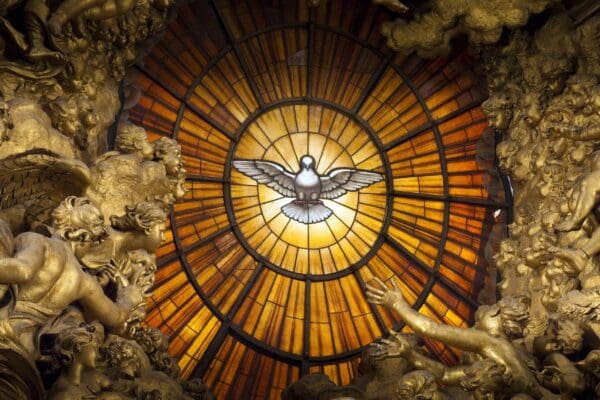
140, 139, 154, 160
59, 118, 82, 138
474, 305, 501, 335
523, 94, 543, 128
565, 83, 587, 109
145, 222, 166, 252
78, 342, 99, 369
483, 97, 512, 131
72, 205, 108, 243
161, 151, 182, 175
131, 254, 155, 275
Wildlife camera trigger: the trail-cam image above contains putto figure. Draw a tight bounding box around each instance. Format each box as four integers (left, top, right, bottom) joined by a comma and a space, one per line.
233, 155, 383, 224
0, 196, 144, 357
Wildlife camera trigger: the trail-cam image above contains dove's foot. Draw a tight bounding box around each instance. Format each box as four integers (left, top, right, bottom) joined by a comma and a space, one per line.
26, 46, 65, 64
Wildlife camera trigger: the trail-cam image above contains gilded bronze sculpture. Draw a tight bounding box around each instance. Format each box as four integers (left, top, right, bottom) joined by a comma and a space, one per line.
356, 6, 600, 400
0, 0, 214, 397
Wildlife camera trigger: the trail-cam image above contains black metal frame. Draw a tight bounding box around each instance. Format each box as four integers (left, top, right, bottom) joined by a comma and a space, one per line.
137, 2, 511, 382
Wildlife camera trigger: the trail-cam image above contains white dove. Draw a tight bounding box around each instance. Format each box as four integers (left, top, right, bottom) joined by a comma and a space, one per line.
233, 155, 384, 224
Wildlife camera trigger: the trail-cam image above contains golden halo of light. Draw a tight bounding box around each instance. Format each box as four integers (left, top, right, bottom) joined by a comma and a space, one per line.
230, 104, 386, 275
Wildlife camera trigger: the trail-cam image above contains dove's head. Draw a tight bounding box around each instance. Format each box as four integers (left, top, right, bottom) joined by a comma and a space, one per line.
300, 155, 315, 170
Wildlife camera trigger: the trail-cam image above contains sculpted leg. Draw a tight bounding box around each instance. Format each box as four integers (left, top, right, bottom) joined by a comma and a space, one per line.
24, 0, 63, 63
46, 0, 105, 35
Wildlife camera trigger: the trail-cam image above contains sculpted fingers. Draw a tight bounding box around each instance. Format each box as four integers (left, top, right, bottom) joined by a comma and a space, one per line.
366, 284, 385, 296
366, 293, 384, 304
373, 277, 387, 289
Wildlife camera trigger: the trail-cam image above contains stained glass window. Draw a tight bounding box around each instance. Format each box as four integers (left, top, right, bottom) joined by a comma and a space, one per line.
129, 0, 508, 398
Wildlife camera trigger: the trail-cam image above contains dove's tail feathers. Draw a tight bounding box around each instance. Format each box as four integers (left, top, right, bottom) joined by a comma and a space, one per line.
281, 201, 333, 224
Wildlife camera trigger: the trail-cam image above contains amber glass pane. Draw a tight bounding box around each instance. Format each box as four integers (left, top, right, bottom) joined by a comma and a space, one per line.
204, 336, 301, 400
238, 29, 309, 102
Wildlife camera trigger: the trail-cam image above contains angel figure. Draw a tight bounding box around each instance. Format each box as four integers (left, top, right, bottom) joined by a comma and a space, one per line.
0, 149, 92, 234
551, 154, 600, 274
101, 335, 190, 399
48, 322, 116, 400
0, 123, 180, 236
46, 0, 172, 36
152, 136, 187, 201
86, 129, 186, 218
75, 201, 166, 275
0, 196, 145, 359
558, 287, 600, 329
366, 278, 559, 399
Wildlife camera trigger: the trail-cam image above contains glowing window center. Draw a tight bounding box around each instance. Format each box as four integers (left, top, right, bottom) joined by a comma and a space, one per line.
229, 105, 388, 275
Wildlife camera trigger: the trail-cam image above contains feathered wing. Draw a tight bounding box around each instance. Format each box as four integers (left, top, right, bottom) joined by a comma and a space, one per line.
320, 168, 383, 200
558, 288, 600, 324
232, 160, 296, 197
281, 202, 332, 224
0, 149, 91, 230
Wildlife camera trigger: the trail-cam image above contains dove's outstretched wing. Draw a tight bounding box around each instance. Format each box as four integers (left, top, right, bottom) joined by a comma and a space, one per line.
320, 168, 383, 200
233, 160, 296, 197
558, 288, 600, 324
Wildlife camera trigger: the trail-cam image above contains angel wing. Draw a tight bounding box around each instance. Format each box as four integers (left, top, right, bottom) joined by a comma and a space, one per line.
232, 160, 296, 198
320, 168, 383, 200
0, 149, 91, 232
558, 288, 600, 324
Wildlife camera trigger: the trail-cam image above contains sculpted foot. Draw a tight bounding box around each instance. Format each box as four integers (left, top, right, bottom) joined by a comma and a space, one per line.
556, 218, 579, 232
26, 46, 65, 64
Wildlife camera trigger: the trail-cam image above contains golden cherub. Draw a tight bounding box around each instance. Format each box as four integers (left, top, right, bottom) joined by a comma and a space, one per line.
366, 278, 560, 399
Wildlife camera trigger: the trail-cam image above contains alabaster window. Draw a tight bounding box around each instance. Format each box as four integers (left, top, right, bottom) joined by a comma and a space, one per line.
128, 0, 508, 398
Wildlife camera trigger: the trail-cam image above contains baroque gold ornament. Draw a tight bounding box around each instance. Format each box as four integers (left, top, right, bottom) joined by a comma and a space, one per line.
0, 0, 212, 398
359, 6, 600, 400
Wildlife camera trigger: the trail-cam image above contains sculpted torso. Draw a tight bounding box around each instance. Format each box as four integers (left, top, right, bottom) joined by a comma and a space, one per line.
14, 232, 86, 310
480, 337, 536, 392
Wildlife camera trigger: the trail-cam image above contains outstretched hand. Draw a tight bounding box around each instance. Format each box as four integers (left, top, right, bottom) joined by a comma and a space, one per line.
372, 329, 412, 359
366, 277, 406, 309
117, 283, 145, 310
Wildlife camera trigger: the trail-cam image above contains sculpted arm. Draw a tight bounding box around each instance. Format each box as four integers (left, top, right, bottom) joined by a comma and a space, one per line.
366, 278, 490, 353
48, 0, 136, 34
380, 330, 468, 385
408, 351, 469, 385
0, 234, 44, 283
77, 273, 141, 328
